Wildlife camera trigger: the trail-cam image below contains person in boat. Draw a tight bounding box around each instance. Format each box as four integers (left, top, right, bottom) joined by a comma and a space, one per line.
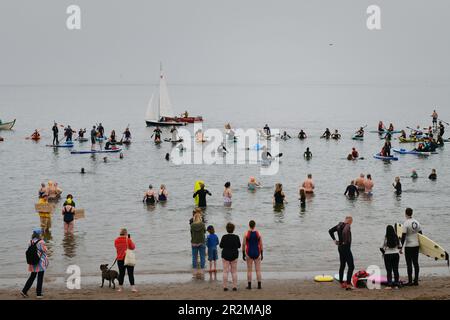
281, 131, 291, 140
193, 183, 212, 208
263, 124, 271, 136
355, 127, 364, 137
438, 121, 445, 137
97, 123, 105, 138
52, 122, 59, 145
248, 177, 261, 191
392, 177, 402, 196
344, 180, 359, 199
158, 184, 168, 202
428, 169, 437, 180
331, 130, 341, 140
64, 125, 74, 142
152, 127, 162, 142
170, 126, 178, 141
123, 127, 131, 142
78, 128, 86, 139
301, 174, 315, 194
90, 126, 97, 150
182, 110, 189, 118
31, 130, 40, 140
298, 130, 307, 140
273, 183, 287, 206
412, 125, 423, 138
143, 185, 157, 205
355, 173, 365, 191
388, 123, 394, 132
400, 130, 407, 139
321, 128, 331, 139
431, 110, 438, 127
304, 147, 312, 159
378, 121, 385, 132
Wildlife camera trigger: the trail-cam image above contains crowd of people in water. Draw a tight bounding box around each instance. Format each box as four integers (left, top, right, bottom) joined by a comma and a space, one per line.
18, 110, 448, 298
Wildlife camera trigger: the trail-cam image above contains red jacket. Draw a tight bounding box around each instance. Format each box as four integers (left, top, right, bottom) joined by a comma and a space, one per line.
114, 236, 135, 260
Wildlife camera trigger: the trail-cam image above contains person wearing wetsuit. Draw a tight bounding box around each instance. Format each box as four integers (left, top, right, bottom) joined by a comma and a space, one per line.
64, 126, 74, 142
438, 122, 445, 137
78, 129, 86, 139
401, 208, 422, 286
281, 131, 291, 140
382, 141, 392, 157
263, 124, 271, 136
52, 123, 59, 145
344, 181, 359, 199
355, 127, 364, 137
378, 121, 385, 132
152, 127, 162, 142
298, 130, 307, 140
393, 177, 402, 196
97, 123, 105, 138
436, 135, 444, 147
321, 128, 331, 139
143, 185, 157, 205
329, 216, 354, 290
193, 184, 212, 208
428, 169, 437, 180
331, 130, 341, 140
90, 126, 97, 148
123, 128, 132, 142
304, 147, 312, 159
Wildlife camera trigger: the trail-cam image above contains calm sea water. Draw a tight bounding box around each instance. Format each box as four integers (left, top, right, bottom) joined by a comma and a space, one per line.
0, 84, 449, 279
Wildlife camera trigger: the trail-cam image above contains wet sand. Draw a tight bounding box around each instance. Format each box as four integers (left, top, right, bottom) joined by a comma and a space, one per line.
2, 276, 449, 300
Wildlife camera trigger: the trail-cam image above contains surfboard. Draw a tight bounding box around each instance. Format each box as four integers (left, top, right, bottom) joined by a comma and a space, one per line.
194, 180, 204, 206
395, 223, 449, 263
314, 275, 334, 282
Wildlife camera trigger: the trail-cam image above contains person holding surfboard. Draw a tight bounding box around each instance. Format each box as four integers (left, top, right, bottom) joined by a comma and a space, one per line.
328, 216, 354, 290
400, 208, 422, 286
193, 183, 212, 208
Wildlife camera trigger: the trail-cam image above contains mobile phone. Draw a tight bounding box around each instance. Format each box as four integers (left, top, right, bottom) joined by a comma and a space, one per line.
128, 234, 131, 238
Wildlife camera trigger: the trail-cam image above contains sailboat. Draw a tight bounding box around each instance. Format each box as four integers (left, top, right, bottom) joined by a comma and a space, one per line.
145, 65, 186, 127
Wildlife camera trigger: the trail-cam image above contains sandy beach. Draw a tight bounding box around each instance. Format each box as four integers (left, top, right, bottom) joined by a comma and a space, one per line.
2, 276, 449, 300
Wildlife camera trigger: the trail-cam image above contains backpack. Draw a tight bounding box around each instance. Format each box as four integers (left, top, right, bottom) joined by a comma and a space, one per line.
26, 240, 41, 265
351, 270, 370, 288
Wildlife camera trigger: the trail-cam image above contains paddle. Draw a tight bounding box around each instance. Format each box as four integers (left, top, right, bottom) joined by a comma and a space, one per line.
354, 125, 367, 135
439, 119, 450, 126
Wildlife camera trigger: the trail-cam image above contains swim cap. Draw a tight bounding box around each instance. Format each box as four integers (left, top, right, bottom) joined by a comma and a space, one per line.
33, 228, 42, 235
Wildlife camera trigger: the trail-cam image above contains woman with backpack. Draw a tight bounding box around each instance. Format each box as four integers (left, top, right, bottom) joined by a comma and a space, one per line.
62, 194, 76, 234
242, 220, 263, 290
380, 225, 402, 289
21, 228, 48, 298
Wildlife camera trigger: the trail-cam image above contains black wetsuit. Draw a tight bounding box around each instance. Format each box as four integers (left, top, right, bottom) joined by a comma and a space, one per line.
344, 185, 359, 198
273, 191, 284, 205
298, 131, 307, 139
193, 189, 212, 208
90, 129, 97, 144
52, 125, 59, 145
394, 182, 402, 195
98, 125, 104, 138
144, 193, 156, 205
153, 129, 162, 141
329, 222, 354, 285
65, 128, 73, 142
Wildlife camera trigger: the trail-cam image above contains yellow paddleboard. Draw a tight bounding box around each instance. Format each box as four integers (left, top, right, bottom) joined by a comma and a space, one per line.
395, 223, 449, 263
314, 275, 334, 282
194, 180, 204, 206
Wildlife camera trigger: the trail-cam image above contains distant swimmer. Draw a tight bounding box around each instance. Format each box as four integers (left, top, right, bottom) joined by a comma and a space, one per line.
355, 173, 365, 191
304, 147, 312, 160
299, 188, 306, 208
321, 128, 331, 139
428, 169, 437, 181
411, 169, 418, 179
80, 168, 85, 174
223, 182, 232, 207
248, 177, 261, 191
143, 185, 157, 205
273, 183, 287, 206
261, 146, 272, 162
263, 124, 271, 136
393, 177, 402, 196
217, 142, 228, 154
152, 127, 162, 143
165, 153, 170, 161
364, 174, 374, 195
298, 130, 307, 140
331, 130, 341, 140
280, 131, 291, 140
158, 184, 168, 202
302, 174, 315, 194
344, 180, 359, 199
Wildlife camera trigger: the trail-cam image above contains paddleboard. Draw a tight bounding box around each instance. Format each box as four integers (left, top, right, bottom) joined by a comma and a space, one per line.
70, 148, 122, 154
194, 180, 204, 206
373, 153, 398, 161
46, 143, 74, 148
314, 275, 334, 282
393, 148, 431, 156
395, 223, 449, 264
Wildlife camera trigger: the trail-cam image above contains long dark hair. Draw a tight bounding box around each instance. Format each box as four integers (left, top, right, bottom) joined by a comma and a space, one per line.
385, 225, 399, 248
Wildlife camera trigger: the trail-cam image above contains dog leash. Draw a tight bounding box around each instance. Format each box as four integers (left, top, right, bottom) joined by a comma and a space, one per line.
107, 259, 117, 271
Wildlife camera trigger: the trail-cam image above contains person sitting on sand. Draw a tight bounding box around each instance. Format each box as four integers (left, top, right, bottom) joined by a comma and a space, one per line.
302, 174, 315, 194
242, 220, 263, 290
380, 225, 402, 289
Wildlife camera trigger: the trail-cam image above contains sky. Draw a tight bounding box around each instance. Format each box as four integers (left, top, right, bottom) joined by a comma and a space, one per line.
0, 0, 449, 85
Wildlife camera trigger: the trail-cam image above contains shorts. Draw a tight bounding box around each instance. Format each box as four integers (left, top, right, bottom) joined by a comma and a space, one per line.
207, 248, 218, 261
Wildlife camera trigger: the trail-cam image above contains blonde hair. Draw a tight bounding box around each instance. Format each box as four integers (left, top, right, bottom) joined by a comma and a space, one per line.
193, 213, 202, 223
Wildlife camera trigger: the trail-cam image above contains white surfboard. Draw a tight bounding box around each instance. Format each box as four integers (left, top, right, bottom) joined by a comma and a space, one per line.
395, 223, 449, 263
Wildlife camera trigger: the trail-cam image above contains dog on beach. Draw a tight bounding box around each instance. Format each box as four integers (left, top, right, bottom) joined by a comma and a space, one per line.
100, 264, 119, 289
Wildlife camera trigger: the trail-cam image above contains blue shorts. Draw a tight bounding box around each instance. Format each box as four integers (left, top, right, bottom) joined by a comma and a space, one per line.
207, 248, 218, 261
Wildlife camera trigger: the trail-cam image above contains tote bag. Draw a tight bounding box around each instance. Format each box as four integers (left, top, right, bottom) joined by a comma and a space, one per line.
124, 241, 136, 267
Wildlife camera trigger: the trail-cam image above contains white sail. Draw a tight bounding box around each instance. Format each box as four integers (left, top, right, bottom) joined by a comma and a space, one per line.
159, 70, 175, 117
145, 93, 158, 120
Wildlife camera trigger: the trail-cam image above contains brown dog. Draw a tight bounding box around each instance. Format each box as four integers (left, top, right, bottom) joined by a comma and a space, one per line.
100, 264, 119, 289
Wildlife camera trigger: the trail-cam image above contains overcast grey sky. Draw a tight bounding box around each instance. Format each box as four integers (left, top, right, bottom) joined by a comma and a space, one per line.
0, 0, 449, 85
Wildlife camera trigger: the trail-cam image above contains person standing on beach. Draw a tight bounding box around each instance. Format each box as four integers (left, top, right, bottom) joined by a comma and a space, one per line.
400, 208, 422, 286
380, 225, 402, 289
62, 194, 76, 234
220, 223, 241, 291
328, 216, 354, 290
114, 228, 137, 292
193, 183, 212, 208
52, 122, 59, 145
242, 220, 263, 290
21, 228, 48, 298
191, 213, 206, 278
206, 225, 219, 276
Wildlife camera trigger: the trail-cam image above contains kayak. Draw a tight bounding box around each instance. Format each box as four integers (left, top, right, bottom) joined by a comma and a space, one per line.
71, 148, 122, 154
370, 130, 402, 134
352, 135, 364, 141
393, 148, 431, 156
31, 136, 41, 141
399, 137, 427, 143
0, 119, 16, 130
373, 153, 399, 161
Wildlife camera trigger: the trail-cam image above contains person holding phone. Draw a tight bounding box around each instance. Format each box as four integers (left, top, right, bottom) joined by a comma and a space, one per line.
114, 228, 137, 292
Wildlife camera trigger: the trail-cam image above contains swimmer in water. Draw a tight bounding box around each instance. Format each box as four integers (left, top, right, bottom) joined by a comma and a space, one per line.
304, 147, 312, 159
299, 188, 306, 207
344, 180, 359, 199
302, 174, 315, 194
158, 184, 168, 202
223, 182, 232, 207
143, 185, 157, 205
165, 153, 170, 161
80, 168, 85, 174
321, 128, 331, 139
393, 177, 402, 196
273, 183, 287, 206
428, 169, 437, 181
411, 169, 418, 179
331, 130, 341, 140
298, 130, 307, 140
248, 177, 261, 191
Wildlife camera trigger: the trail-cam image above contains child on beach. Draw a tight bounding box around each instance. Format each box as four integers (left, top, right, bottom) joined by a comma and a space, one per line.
206, 225, 219, 275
